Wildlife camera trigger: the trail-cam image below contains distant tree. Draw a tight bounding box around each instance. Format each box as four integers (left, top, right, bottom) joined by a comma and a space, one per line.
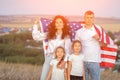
116, 40, 120, 46
107, 31, 115, 40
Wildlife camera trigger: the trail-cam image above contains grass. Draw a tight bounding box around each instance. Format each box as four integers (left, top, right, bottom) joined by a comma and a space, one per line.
0, 61, 42, 80
0, 61, 120, 80
101, 68, 120, 80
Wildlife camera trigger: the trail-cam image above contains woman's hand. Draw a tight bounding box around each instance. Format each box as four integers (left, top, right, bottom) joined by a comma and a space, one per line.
33, 17, 41, 31
34, 17, 40, 24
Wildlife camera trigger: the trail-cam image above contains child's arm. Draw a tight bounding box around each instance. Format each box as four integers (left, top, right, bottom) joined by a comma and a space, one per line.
82, 62, 85, 80
64, 68, 67, 80
67, 61, 72, 80
46, 65, 53, 80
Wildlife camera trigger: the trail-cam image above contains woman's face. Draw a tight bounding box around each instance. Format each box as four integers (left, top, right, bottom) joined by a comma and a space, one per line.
55, 18, 64, 30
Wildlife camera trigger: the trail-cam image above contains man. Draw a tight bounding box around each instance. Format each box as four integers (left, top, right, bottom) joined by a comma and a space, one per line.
75, 10, 101, 80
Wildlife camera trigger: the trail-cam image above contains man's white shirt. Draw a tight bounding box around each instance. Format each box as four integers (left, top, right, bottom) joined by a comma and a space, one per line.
75, 25, 101, 62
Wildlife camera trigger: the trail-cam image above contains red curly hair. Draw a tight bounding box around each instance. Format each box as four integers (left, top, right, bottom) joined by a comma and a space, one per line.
47, 15, 71, 40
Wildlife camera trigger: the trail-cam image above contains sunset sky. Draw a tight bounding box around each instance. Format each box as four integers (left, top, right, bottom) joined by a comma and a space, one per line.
0, 0, 120, 18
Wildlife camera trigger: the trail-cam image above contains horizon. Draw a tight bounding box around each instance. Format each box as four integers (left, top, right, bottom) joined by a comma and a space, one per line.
0, 14, 120, 20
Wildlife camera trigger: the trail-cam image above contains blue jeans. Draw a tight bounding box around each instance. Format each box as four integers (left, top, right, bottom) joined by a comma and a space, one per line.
84, 62, 100, 80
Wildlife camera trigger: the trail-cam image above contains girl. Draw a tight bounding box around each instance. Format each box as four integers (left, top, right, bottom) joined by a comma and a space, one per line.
68, 40, 84, 80
32, 15, 72, 80
46, 46, 67, 80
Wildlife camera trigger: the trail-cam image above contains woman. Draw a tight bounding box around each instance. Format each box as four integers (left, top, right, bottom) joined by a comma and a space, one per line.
32, 15, 72, 80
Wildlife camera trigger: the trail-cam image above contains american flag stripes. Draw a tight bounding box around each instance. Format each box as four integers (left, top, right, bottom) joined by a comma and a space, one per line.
39, 18, 118, 68
94, 25, 118, 67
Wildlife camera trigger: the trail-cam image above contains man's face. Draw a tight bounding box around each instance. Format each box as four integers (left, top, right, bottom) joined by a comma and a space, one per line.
84, 14, 94, 26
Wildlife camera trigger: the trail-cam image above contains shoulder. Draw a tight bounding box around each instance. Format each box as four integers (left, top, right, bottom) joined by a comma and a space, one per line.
50, 59, 57, 65
64, 36, 71, 41
68, 54, 74, 60
50, 59, 55, 63
69, 54, 74, 57
76, 27, 84, 33
65, 35, 71, 39
94, 24, 102, 30
80, 53, 84, 59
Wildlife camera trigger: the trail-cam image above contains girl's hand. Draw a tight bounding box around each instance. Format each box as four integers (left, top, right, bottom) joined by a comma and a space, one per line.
57, 61, 66, 69
60, 61, 66, 69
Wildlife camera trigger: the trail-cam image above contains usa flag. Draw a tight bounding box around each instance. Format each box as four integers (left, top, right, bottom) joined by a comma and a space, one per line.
39, 18, 118, 68
94, 25, 118, 67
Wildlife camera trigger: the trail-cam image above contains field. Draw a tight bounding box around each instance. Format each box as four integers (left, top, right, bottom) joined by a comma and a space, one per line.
0, 62, 41, 80
99, 23, 120, 33
0, 15, 120, 32
0, 23, 33, 29
1, 23, 120, 34
0, 62, 120, 80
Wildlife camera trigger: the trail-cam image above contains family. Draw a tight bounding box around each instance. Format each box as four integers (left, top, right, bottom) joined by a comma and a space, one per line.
32, 10, 105, 80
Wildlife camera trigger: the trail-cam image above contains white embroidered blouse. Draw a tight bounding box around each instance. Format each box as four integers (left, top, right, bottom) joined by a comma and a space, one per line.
32, 24, 72, 61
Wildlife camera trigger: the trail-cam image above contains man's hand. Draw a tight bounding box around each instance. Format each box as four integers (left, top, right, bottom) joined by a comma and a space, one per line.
99, 42, 107, 47
92, 34, 99, 40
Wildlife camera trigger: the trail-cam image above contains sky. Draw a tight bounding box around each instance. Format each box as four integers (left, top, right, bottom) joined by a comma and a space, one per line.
0, 0, 120, 18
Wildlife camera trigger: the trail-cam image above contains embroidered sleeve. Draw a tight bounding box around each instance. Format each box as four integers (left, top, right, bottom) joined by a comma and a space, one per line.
32, 24, 47, 41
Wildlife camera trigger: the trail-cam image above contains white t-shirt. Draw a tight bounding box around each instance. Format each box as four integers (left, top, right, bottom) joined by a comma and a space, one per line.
75, 25, 101, 62
50, 59, 66, 80
69, 54, 84, 76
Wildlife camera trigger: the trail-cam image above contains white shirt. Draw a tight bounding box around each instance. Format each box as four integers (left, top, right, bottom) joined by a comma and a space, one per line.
75, 25, 101, 62
69, 54, 84, 76
50, 59, 66, 80
32, 24, 72, 61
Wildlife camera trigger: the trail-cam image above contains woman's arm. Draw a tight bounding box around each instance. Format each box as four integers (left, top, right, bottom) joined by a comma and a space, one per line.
32, 24, 47, 41
46, 65, 53, 80
67, 61, 72, 80
64, 37, 72, 61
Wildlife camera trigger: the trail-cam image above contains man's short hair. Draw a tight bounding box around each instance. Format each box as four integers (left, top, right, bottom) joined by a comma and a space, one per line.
84, 10, 94, 15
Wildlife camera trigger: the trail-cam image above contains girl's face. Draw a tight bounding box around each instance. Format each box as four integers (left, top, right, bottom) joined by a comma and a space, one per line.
56, 48, 64, 59
55, 18, 64, 30
73, 42, 81, 54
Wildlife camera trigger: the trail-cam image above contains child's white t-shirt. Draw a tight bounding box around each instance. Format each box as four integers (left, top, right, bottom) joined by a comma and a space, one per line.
69, 53, 84, 76
50, 59, 66, 80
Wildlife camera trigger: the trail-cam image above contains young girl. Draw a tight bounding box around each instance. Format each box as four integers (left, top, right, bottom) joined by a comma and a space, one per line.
32, 15, 72, 80
68, 40, 84, 80
46, 46, 67, 80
